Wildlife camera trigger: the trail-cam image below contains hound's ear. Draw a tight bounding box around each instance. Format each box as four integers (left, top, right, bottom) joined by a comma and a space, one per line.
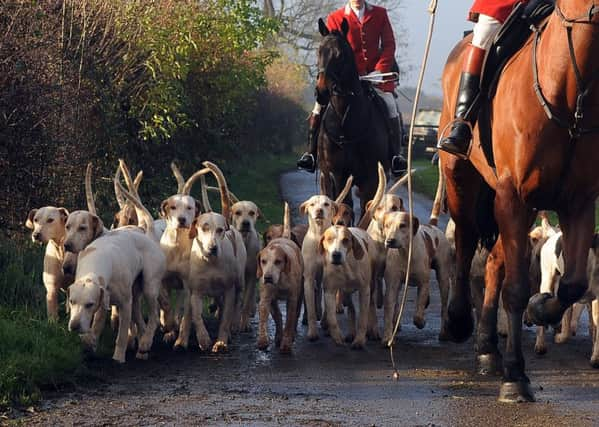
352, 236, 365, 260
262, 231, 269, 247
91, 215, 104, 239
256, 251, 263, 279
98, 277, 110, 311
299, 201, 309, 216
25, 209, 37, 229
412, 216, 420, 236
318, 234, 326, 255
318, 18, 329, 37
188, 219, 198, 239
160, 199, 169, 218
340, 18, 349, 38
256, 207, 263, 220
58, 208, 69, 224
331, 201, 339, 217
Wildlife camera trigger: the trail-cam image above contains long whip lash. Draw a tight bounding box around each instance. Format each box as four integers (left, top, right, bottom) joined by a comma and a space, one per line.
388, 0, 438, 379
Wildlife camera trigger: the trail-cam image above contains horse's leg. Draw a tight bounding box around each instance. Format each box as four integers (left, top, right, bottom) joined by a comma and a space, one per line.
528, 202, 595, 326
443, 159, 480, 342
476, 237, 504, 376
494, 181, 535, 403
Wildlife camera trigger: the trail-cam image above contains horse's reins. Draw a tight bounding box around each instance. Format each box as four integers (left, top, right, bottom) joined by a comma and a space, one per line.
388, 0, 438, 380
532, 2, 599, 139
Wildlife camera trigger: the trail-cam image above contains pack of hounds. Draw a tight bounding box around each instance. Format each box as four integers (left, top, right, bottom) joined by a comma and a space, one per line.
25, 160, 599, 367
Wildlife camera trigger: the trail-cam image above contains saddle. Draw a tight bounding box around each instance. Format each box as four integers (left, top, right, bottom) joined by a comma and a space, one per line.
477, 0, 554, 168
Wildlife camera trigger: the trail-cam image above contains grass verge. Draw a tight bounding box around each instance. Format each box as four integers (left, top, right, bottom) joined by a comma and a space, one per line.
411, 158, 439, 200
0, 309, 83, 409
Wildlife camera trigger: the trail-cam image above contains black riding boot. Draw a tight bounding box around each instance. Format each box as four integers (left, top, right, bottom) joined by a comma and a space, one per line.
437, 44, 486, 159
389, 117, 408, 176
297, 113, 321, 173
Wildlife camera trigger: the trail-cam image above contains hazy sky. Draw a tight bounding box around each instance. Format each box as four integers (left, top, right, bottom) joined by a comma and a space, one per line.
394, 0, 472, 95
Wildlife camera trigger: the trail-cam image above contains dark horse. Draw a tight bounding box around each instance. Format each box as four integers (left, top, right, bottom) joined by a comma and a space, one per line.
439, 0, 599, 402
315, 18, 391, 216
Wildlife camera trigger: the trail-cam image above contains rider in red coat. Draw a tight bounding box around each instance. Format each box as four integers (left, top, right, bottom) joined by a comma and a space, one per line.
297, 0, 407, 175
437, 0, 525, 158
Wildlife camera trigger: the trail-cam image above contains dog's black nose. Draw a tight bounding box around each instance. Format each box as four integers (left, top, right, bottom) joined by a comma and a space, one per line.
335, 219, 345, 226
385, 239, 397, 248
264, 275, 274, 284
331, 251, 342, 264
64, 242, 73, 252
32, 232, 41, 241
177, 217, 186, 226
69, 322, 80, 333
209, 246, 218, 256
63, 264, 74, 276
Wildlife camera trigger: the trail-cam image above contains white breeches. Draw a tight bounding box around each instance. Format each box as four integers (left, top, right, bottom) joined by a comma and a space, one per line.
472, 14, 502, 51
312, 88, 399, 118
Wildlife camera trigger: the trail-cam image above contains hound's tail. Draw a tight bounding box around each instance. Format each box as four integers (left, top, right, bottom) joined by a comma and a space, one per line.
357, 162, 386, 230
429, 157, 445, 226
85, 162, 97, 215
283, 202, 291, 240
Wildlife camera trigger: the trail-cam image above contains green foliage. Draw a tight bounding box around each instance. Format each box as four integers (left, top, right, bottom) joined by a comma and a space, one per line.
410, 159, 439, 200
0, 239, 45, 312
0, 309, 82, 409
98, 0, 280, 142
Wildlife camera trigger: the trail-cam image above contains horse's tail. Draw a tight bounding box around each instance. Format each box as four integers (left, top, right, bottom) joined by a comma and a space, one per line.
429, 156, 445, 226
476, 181, 499, 250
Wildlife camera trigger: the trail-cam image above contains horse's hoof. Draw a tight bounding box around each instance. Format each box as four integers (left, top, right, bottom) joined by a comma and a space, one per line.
477, 353, 502, 376
413, 315, 426, 330
498, 381, 535, 403
447, 306, 474, 343
527, 293, 563, 327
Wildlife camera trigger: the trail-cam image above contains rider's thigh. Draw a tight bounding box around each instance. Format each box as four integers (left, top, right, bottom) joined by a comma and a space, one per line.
374, 88, 398, 118
472, 14, 502, 50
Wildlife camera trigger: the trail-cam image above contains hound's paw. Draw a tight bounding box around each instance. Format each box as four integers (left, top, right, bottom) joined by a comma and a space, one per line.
367, 328, 381, 341
279, 337, 293, 354
135, 350, 149, 361
198, 336, 213, 352
438, 326, 451, 342
534, 343, 547, 356
307, 330, 319, 342
239, 317, 252, 333
413, 315, 426, 330
163, 331, 178, 344
554, 332, 570, 344
257, 337, 269, 351
173, 337, 189, 351
331, 333, 345, 346
112, 352, 126, 364
350, 337, 366, 350
212, 340, 228, 353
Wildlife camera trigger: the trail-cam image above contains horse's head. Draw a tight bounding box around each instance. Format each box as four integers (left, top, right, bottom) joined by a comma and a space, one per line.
316, 18, 360, 104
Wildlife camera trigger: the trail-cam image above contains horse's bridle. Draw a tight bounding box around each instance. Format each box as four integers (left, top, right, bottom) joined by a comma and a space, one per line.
532, 1, 599, 139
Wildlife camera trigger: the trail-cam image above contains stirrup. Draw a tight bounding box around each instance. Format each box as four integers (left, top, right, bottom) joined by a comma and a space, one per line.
437, 118, 473, 160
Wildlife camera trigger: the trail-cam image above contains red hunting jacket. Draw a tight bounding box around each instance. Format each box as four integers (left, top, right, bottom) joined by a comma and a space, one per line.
326, 3, 396, 92
469, 0, 526, 23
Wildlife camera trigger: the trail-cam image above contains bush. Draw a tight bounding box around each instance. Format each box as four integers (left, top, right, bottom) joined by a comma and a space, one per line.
0, 239, 45, 312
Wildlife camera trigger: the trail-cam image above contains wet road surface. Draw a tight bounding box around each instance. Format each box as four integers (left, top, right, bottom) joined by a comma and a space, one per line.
22, 170, 599, 426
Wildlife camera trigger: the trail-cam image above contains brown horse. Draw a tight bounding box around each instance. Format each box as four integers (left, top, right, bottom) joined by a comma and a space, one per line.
315, 18, 391, 216
439, 1, 599, 402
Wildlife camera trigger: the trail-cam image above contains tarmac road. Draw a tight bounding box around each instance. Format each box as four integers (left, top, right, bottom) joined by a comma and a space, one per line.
20, 170, 599, 426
